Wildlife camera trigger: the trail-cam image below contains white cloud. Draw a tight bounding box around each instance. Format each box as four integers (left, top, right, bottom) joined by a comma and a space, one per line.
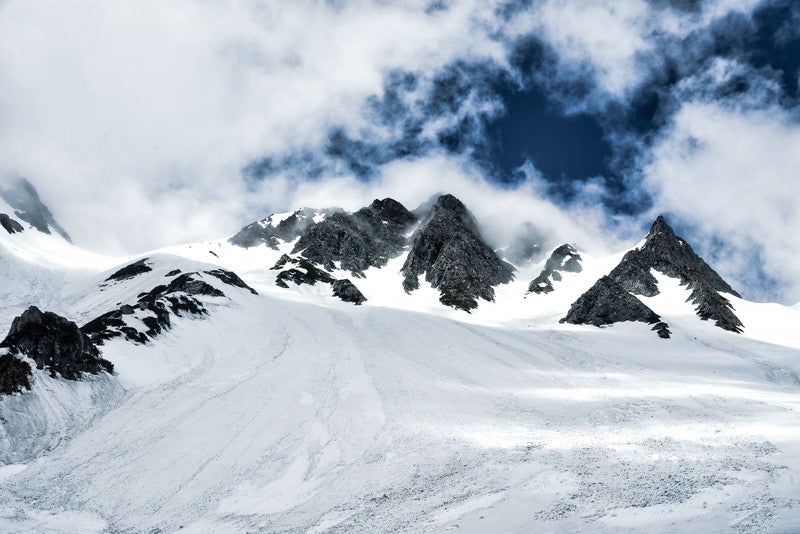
0, 0, 510, 253
0, 0, 789, 310
643, 101, 800, 303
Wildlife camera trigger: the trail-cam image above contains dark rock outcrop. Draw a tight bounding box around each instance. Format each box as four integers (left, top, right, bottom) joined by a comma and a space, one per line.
291, 198, 416, 276
332, 279, 367, 305
401, 194, 514, 311
607, 216, 742, 332
273, 255, 367, 305
105, 258, 152, 282
560, 277, 671, 338
0, 354, 32, 394
0, 178, 71, 241
205, 269, 258, 295
562, 215, 742, 337
274, 257, 335, 288
0, 307, 113, 389
83, 268, 255, 345
0, 213, 24, 235
528, 244, 582, 294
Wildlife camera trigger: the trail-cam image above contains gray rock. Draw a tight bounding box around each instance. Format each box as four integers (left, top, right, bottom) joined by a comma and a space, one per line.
608, 216, 742, 332
0, 213, 23, 235
0, 178, 71, 242
528, 244, 582, 294
332, 279, 367, 305
560, 277, 671, 338
401, 194, 514, 312
273, 255, 367, 305
292, 198, 416, 276
105, 258, 152, 282
83, 268, 254, 345
275, 257, 335, 288
0, 354, 32, 394
1, 307, 113, 390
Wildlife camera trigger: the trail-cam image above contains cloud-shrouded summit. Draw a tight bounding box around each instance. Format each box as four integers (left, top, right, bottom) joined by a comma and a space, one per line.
0, 0, 798, 303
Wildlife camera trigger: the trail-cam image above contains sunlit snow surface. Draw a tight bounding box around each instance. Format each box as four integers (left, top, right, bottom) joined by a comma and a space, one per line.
1, 231, 800, 533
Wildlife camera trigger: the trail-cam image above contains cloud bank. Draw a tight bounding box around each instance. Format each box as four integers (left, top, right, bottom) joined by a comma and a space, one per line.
1, 0, 798, 303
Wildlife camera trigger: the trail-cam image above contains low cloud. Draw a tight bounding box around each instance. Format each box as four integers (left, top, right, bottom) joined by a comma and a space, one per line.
1, 0, 795, 305
643, 101, 800, 303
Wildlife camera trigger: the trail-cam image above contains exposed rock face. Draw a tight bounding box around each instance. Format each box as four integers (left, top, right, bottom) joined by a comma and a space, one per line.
83, 269, 256, 345
560, 277, 671, 338
229, 208, 325, 249
274, 257, 335, 288
292, 198, 416, 276
272, 255, 367, 305
205, 269, 259, 295
607, 216, 742, 333
528, 244, 582, 294
0, 178, 71, 242
0, 354, 32, 394
231, 199, 416, 279
105, 258, 152, 282
331, 279, 367, 305
0, 307, 114, 392
401, 194, 514, 312
562, 215, 741, 337
0, 213, 24, 235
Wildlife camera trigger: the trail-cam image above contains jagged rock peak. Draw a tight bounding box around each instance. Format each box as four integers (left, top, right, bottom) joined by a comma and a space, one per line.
575, 214, 743, 334
401, 194, 514, 312
528, 244, 583, 294
633, 215, 739, 297
291, 197, 416, 276
560, 277, 671, 339
0, 307, 113, 392
363, 198, 416, 226
0, 177, 72, 242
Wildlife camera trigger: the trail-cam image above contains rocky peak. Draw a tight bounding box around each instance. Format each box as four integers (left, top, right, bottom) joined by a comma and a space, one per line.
564, 215, 743, 336
560, 276, 671, 338
291, 198, 416, 276
401, 194, 514, 312
0, 178, 72, 242
528, 244, 583, 294
364, 198, 416, 226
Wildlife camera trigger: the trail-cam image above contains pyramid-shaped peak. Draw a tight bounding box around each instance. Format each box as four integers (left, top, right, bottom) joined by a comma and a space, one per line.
645, 215, 678, 243
434, 193, 467, 212
366, 198, 416, 225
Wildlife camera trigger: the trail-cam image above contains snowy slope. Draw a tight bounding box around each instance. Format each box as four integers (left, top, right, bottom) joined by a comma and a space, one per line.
1, 287, 799, 533
1, 207, 800, 532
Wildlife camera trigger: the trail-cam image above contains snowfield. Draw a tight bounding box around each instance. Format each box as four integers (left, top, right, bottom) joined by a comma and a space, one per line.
1, 232, 800, 533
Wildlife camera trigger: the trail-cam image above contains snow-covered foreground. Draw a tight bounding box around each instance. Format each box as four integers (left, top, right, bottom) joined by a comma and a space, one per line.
1, 286, 800, 533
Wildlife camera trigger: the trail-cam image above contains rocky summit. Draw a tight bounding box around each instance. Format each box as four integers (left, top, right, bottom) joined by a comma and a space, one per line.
401, 194, 515, 311
292, 198, 416, 276
562, 215, 743, 336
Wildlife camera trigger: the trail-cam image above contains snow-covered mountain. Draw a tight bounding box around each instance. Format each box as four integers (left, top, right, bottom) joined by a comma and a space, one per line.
1, 183, 800, 533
